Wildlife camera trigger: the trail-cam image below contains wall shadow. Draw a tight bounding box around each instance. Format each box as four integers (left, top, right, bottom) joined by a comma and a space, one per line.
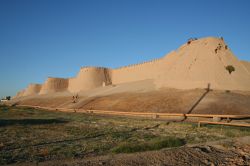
186, 91, 209, 114
186, 83, 211, 115
0, 118, 68, 127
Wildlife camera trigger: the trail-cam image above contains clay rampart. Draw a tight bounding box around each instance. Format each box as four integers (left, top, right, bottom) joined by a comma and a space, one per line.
39, 77, 69, 94
16, 37, 250, 96
23, 84, 42, 96
68, 67, 112, 93
13, 89, 26, 98
111, 57, 164, 84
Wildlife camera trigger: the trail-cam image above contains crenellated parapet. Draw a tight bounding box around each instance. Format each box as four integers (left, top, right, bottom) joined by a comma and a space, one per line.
114, 57, 163, 71
80, 66, 111, 70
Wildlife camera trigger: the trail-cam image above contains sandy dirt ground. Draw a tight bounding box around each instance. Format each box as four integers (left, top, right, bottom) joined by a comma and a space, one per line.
13, 136, 250, 166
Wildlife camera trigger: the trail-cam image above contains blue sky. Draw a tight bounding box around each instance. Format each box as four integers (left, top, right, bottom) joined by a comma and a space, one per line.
0, 0, 250, 97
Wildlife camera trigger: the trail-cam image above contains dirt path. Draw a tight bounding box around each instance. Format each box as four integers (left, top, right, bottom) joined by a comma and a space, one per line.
76, 145, 249, 166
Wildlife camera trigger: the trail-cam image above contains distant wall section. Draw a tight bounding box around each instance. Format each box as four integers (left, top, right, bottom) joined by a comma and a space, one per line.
39, 77, 69, 94
13, 89, 26, 98
23, 84, 42, 96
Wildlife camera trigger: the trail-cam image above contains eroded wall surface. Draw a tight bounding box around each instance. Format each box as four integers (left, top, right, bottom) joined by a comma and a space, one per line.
39, 77, 69, 94
23, 84, 42, 96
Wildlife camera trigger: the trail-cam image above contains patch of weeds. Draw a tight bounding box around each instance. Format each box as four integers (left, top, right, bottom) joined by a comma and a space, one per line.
202, 124, 220, 129
221, 140, 234, 149
112, 137, 185, 153
111, 131, 131, 140
191, 123, 197, 129
225, 130, 236, 137
236, 127, 250, 132
141, 133, 157, 141
1, 107, 9, 112
206, 125, 250, 133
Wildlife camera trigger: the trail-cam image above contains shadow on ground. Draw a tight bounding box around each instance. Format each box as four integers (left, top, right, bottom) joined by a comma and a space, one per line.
186, 84, 212, 115
0, 118, 68, 127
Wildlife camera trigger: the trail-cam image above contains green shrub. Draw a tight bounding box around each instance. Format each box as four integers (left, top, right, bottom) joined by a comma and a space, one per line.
112, 137, 185, 153
225, 65, 235, 74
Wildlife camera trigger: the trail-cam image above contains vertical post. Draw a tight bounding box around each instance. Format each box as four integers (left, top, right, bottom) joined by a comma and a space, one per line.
207, 83, 210, 91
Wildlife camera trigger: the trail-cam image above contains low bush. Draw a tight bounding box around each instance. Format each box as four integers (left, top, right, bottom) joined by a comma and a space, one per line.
225, 65, 235, 74
112, 137, 185, 153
